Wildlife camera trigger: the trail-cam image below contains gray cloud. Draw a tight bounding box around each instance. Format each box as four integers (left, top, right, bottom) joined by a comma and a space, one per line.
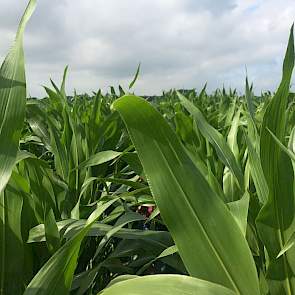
184, 0, 237, 14
0, 0, 294, 97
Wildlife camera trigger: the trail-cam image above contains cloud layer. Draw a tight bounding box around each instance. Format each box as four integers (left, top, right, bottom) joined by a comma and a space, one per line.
0, 0, 294, 96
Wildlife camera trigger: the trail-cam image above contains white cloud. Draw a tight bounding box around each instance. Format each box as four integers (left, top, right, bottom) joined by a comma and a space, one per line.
0, 0, 294, 97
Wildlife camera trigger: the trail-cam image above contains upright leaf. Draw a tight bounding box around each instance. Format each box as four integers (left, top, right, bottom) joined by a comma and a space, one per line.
129, 63, 141, 90
113, 95, 260, 294
0, 1, 36, 294
0, 179, 24, 294
0, 0, 36, 193
257, 25, 295, 294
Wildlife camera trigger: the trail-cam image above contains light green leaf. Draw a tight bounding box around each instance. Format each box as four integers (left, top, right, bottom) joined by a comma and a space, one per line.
257, 24, 295, 294
44, 208, 60, 254
77, 150, 122, 169
112, 95, 259, 294
0, 1, 36, 294
0, 0, 36, 194
277, 232, 295, 258
227, 192, 250, 236
100, 275, 236, 295
24, 199, 117, 295
267, 127, 295, 163
223, 108, 242, 202
28, 219, 173, 249
177, 92, 244, 192
245, 135, 268, 204
137, 245, 178, 275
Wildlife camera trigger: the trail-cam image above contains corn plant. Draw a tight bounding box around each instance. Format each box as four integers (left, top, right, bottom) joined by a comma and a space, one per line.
1, 1, 295, 295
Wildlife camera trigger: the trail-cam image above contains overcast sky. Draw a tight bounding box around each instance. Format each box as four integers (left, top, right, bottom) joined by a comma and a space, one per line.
0, 0, 294, 97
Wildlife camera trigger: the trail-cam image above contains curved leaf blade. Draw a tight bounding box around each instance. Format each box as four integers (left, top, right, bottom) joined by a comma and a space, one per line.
177, 92, 244, 192
257, 25, 295, 294
0, 0, 36, 194
100, 275, 236, 295
112, 95, 259, 294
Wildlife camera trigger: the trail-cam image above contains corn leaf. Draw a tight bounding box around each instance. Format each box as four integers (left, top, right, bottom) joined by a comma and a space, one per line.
256, 25, 295, 294
100, 275, 236, 295
0, 0, 36, 194
129, 63, 141, 90
177, 92, 244, 193
24, 199, 117, 295
112, 95, 259, 294
0, 1, 36, 294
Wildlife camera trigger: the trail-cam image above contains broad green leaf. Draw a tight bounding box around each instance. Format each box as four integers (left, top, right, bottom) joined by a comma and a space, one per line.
245, 135, 268, 204
257, 25, 295, 294
177, 92, 244, 193
77, 150, 122, 169
105, 275, 139, 288
186, 148, 226, 201
44, 208, 60, 254
23, 199, 117, 295
24, 158, 57, 223
16, 150, 36, 164
227, 191, 250, 236
223, 108, 242, 202
93, 212, 145, 259
0, 0, 36, 194
100, 275, 236, 295
0, 180, 24, 294
73, 212, 145, 294
28, 219, 173, 249
112, 95, 259, 294
271, 129, 295, 260
26, 102, 51, 151
267, 128, 295, 163
0, 1, 36, 294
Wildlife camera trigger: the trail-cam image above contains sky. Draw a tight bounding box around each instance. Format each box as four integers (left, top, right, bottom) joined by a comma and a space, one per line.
0, 0, 294, 97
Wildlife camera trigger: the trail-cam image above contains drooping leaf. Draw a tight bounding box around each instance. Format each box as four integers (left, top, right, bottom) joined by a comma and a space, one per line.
137, 245, 178, 275
177, 92, 244, 192
77, 150, 122, 169
24, 199, 117, 295
28, 219, 173, 249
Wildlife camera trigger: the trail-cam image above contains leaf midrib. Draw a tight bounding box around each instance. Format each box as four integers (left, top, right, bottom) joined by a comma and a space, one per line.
152, 140, 242, 295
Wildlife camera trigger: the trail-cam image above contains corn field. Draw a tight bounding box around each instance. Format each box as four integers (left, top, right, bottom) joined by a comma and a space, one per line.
1, 1, 295, 295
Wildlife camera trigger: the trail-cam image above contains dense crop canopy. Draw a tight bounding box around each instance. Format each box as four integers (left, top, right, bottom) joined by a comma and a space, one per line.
0, 1, 295, 295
